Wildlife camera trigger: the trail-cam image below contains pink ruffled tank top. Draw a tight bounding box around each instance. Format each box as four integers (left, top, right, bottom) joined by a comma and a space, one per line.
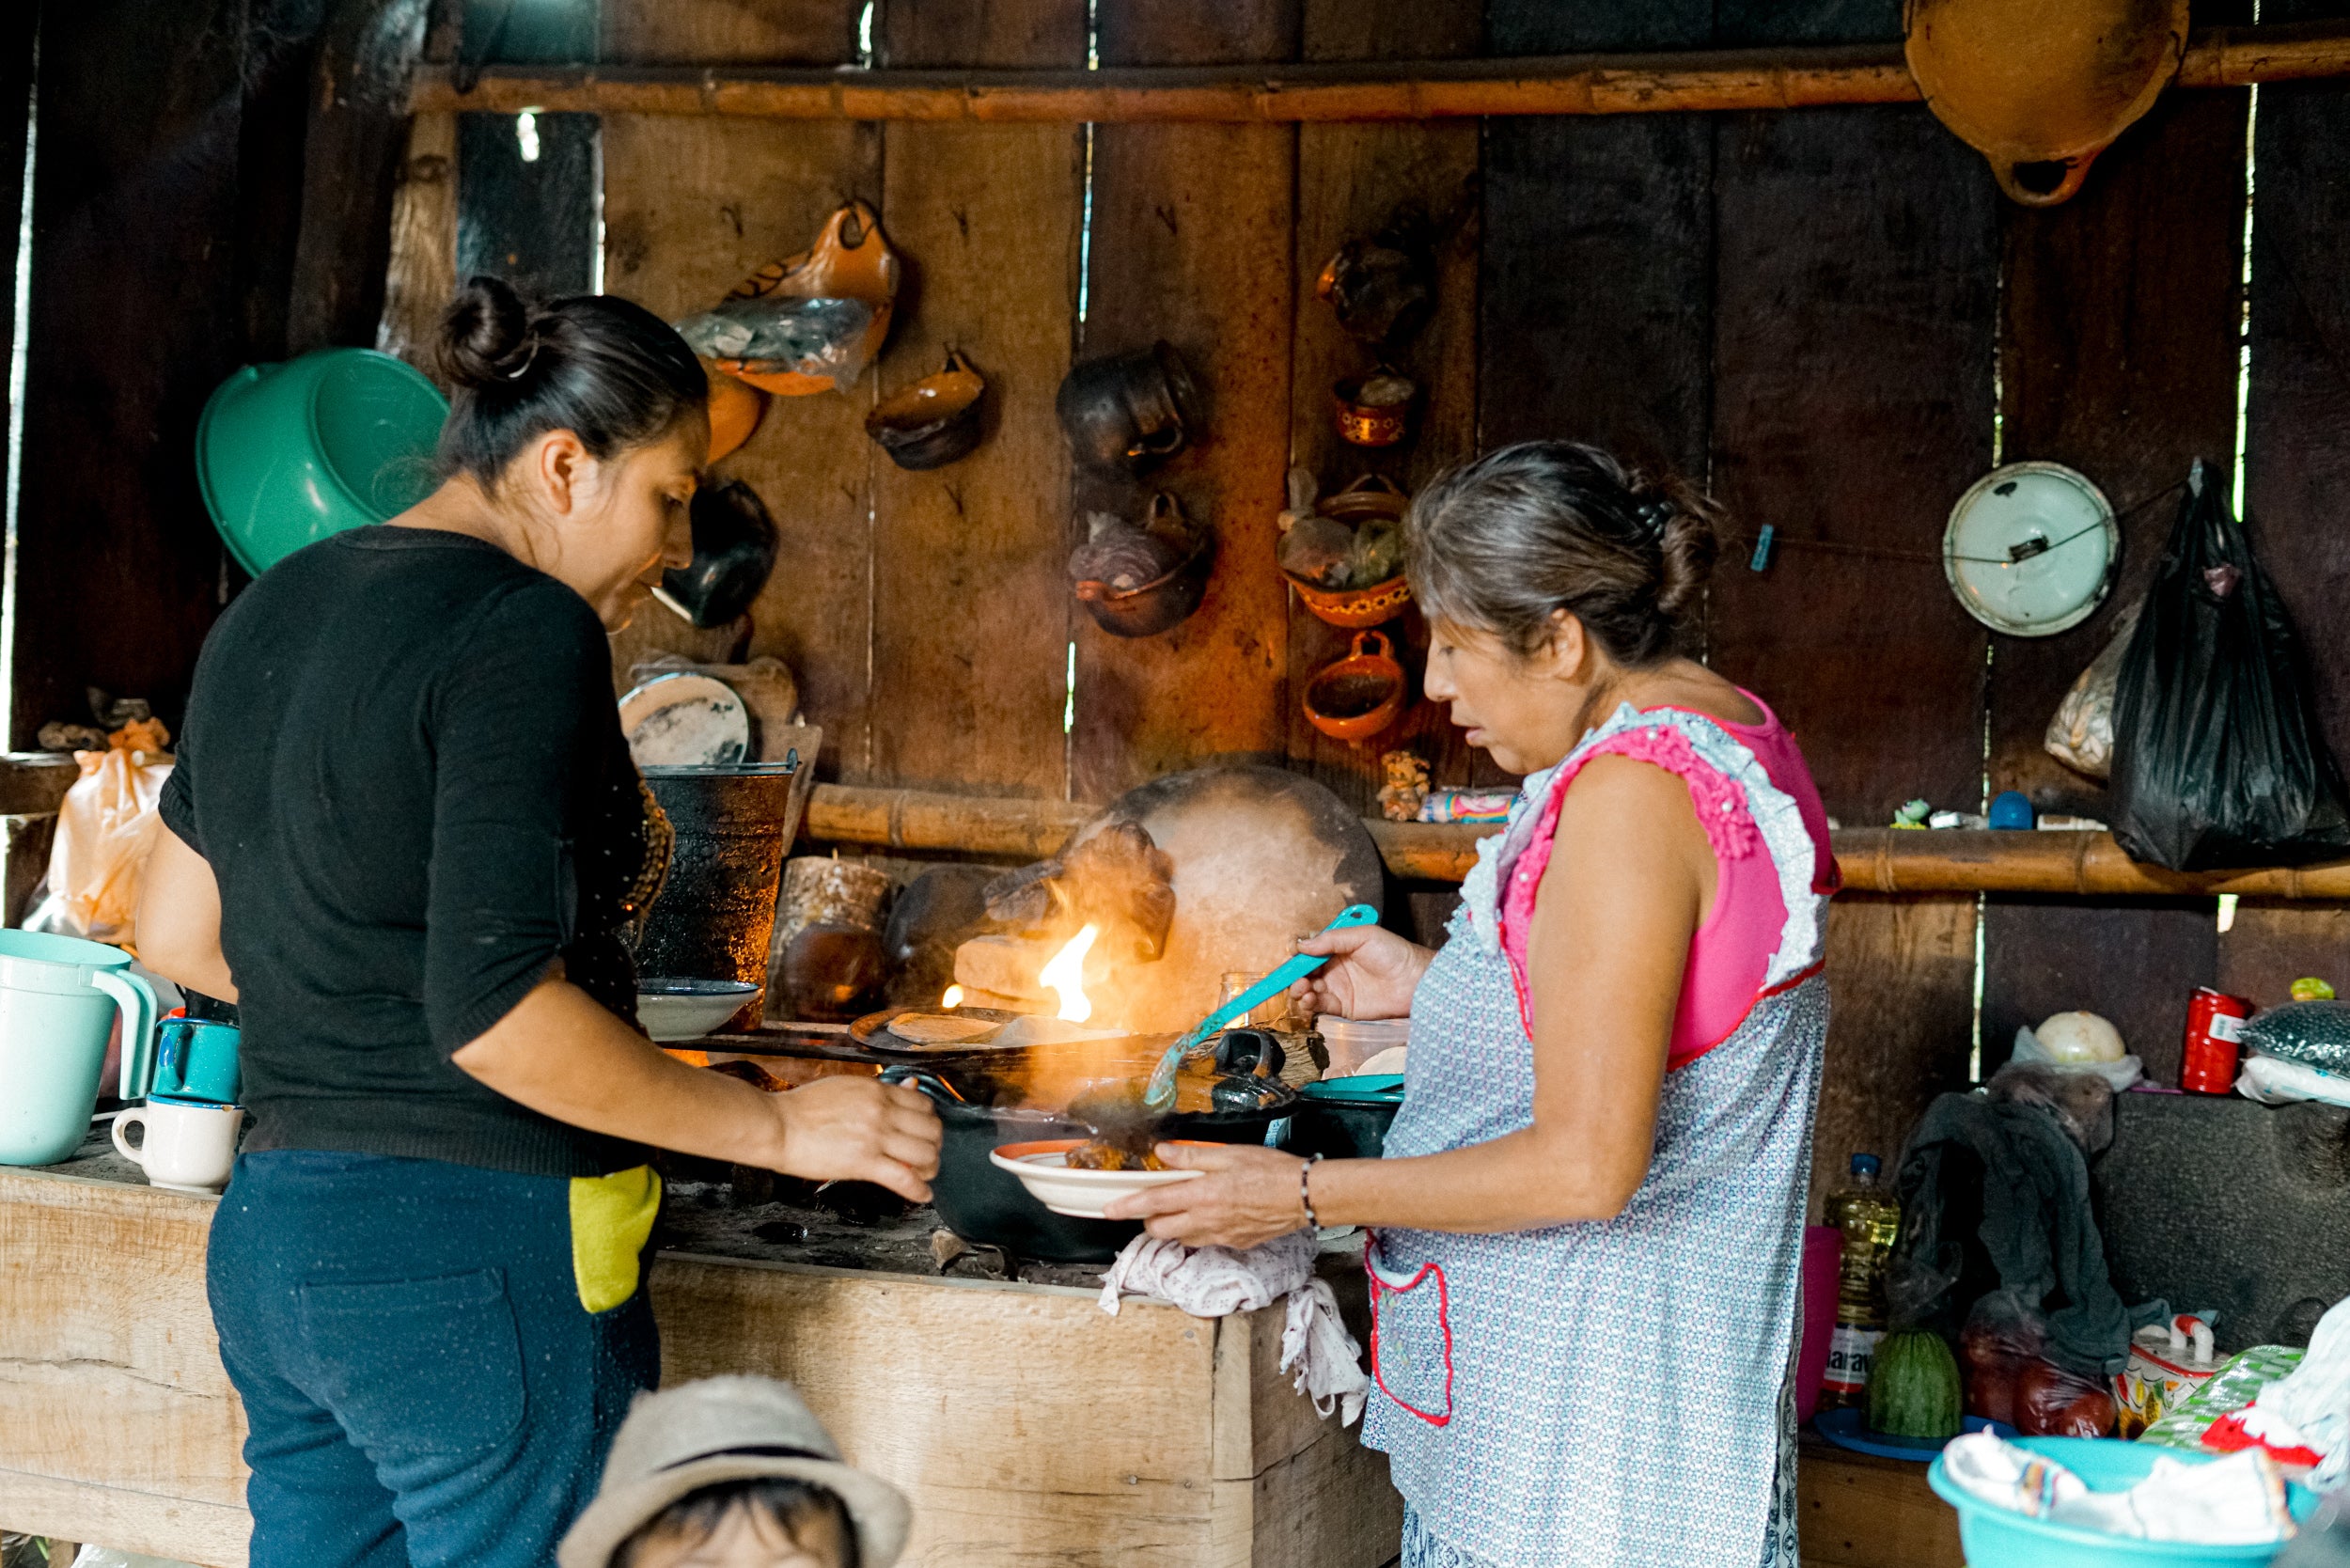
1499, 690, 1836, 1067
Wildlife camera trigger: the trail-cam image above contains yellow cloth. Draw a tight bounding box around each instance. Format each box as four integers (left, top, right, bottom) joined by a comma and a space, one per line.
569, 1165, 662, 1313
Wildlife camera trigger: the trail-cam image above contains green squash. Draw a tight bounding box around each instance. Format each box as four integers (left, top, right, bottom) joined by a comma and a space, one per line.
1869, 1327, 1964, 1439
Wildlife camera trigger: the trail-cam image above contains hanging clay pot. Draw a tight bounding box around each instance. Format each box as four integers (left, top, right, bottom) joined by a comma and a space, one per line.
866, 350, 987, 471
704, 358, 769, 463
674, 201, 901, 396
1070, 493, 1214, 638
1904, 0, 2188, 207
1056, 341, 1203, 478
1303, 631, 1407, 743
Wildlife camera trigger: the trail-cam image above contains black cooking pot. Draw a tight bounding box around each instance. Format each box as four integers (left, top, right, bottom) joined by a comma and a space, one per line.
884, 1033, 1294, 1263
1283, 1078, 1402, 1161
664, 479, 779, 628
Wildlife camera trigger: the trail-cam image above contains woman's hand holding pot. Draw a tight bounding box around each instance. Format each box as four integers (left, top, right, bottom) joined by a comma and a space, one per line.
1104, 1142, 1318, 1249
767, 1076, 942, 1202
1288, 922, 1432, 1021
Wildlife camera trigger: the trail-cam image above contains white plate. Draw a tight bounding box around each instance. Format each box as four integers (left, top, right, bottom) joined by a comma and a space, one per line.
989, 1140, 1204, 1218
639, 979, 760, 1042
619, 672, 751, 768
1943, 462, 2117, 637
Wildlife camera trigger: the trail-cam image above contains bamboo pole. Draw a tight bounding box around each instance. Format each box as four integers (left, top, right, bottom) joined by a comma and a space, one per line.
800, 783, 2350, 896
413, 20, 2350, 123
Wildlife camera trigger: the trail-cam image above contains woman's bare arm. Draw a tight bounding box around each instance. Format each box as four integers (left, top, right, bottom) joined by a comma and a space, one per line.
1109, 755, 1711, 1243
453, 975, 941, 1200
137, 826, 239, 1001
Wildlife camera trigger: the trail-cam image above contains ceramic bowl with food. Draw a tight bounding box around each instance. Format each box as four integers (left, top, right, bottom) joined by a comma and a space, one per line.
637, 979, 762, 1043
989, 1138, 1208, 1218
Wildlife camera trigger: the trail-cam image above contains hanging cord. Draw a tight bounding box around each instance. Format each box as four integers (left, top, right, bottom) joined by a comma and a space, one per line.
1750, 478, 2187, 570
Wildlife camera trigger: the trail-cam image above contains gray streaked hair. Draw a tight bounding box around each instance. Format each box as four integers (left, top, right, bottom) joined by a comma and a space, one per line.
1405, 440, 1719, 666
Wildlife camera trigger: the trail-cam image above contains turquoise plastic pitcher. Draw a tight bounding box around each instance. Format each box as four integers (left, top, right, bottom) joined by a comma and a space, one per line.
0, 931, 158, 1166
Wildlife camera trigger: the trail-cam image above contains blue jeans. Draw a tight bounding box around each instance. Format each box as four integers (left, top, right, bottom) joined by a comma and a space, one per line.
207, 1151, 660, 1568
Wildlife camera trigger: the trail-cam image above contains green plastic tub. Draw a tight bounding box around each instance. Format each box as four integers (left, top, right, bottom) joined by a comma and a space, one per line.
196, 348, 448, 575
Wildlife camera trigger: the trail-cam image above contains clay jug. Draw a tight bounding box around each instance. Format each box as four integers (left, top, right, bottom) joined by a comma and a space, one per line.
1904, 0, 2187, 206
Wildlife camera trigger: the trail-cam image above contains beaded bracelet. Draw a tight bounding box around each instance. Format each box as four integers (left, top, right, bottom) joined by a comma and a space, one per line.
1299, 1152, 1325, 1231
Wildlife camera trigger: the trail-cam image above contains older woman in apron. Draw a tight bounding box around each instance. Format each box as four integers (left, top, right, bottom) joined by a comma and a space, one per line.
1109, 441, 1837, 1567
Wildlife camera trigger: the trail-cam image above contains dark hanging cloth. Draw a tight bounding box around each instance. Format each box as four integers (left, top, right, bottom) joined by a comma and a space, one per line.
1892, 1092, 2132, 1376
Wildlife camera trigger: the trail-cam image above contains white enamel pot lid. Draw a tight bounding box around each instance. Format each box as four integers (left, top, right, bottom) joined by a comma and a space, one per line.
1942, 462, 2117, 637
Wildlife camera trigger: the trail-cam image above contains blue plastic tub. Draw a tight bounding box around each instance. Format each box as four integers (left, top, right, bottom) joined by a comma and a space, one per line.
1926, 1437, 2318, 1568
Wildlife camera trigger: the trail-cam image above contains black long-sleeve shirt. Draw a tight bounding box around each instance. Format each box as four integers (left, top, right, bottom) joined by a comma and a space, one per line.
160, 528, 663, 1176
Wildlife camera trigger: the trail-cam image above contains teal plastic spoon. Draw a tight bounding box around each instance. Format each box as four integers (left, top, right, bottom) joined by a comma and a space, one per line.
1141, 902, 1381, 1110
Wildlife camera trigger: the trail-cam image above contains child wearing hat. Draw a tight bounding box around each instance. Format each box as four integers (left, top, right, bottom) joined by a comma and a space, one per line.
559, 1377, 910, 1568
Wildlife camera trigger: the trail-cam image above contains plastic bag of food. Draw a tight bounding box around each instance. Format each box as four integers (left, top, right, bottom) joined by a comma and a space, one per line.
2013, 1014, 2144, 1093
2045, 599, 2140, 779
2109, 468, 2350, 870
1962, 1290, 2049, 1425
28, 730, 173, 950
2242, 1001, 2350, 1074
2237, 1052, 2350, 1110
2017, 1355, 2119, 1437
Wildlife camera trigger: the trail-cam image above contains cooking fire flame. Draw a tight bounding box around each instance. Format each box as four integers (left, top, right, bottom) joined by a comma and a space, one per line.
940, 984, 964, 1009
1039, 924, 1099, 1023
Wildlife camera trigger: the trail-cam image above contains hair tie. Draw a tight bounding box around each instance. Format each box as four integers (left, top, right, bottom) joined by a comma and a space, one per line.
502, 332, 543, 382
1634, 497, 1672, 541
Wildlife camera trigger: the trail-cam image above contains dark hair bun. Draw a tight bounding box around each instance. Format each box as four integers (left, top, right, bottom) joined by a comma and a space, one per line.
438, 275, 540, 389
1628, 476, 1720, 619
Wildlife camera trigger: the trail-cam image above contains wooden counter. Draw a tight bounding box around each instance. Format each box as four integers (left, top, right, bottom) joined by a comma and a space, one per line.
0, 1155, 1402, 1568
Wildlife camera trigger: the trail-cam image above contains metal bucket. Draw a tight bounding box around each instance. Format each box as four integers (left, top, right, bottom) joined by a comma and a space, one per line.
639, 761, 805, 1032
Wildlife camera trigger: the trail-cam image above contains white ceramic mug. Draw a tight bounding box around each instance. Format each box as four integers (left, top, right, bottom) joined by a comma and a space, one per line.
111, 1095, 243, 1193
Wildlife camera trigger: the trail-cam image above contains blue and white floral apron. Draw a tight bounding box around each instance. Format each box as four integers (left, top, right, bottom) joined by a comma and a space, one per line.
1361, 705, 1830, 1567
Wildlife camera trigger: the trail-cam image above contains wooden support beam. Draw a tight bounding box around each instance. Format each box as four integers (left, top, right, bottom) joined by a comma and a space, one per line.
799, 782, 2350, 896
412, 20, 2350, 123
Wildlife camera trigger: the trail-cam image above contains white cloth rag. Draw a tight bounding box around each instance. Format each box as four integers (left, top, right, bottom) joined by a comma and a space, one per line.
2253, 1293, 2350, 1490
1098, 1231, 1370, 1425
1941, 1431, 2294, 1544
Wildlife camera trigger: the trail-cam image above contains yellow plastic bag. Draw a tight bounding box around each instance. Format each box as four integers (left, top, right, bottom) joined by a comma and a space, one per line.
40, 732, 174, 951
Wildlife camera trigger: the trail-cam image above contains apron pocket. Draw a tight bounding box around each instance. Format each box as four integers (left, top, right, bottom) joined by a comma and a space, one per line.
300, 1268, 526, 1463
1367, 1236, 1453, 1426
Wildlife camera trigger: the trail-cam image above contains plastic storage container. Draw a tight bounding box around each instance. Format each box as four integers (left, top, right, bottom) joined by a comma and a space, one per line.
1927, 1436, 2317, 1568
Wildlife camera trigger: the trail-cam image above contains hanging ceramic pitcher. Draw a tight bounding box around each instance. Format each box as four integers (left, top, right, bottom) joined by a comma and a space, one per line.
1904, 0, 2188, 206
0, 930, 158, 1166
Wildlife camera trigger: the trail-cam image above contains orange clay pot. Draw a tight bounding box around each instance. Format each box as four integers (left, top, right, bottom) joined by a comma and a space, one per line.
1303, 631, 1407, 743
1904, 0, 2187, 206
704, 359, 769, 463
716, 201, 900, 396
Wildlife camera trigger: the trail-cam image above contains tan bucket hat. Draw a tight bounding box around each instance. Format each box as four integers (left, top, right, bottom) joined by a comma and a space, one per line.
557, 1377, 912, 1568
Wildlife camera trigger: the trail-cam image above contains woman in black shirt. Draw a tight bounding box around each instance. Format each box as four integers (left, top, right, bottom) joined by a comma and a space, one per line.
137, 279, 940, 1568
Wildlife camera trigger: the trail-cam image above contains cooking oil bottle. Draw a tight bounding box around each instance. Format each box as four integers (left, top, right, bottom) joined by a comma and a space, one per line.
1820, 1152, 1903, 1412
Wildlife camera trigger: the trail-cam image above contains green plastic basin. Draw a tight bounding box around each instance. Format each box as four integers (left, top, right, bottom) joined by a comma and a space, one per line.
196, 348, 448, 575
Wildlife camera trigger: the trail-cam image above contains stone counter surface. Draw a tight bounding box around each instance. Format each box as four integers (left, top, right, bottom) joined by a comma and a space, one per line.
0, 1137, 1402, 1568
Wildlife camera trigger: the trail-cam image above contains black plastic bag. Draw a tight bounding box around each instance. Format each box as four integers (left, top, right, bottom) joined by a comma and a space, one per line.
2108, 464, 2350, 870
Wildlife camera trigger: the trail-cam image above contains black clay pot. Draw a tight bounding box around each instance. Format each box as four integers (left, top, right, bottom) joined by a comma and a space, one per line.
664, 480, 779, 628
1055, 341, 1202, 477
1284, 1088, 1401, 1161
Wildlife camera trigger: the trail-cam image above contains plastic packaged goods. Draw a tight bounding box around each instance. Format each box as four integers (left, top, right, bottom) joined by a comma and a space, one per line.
2138, 1344, 2307, 1453
2241, 1001, 2350, 1075
2044, 598, 2140, 779
1820, 1152, 1903, 1410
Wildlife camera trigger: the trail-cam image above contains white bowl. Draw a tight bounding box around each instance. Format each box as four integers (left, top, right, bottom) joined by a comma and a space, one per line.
639, 979, 760, 1043
989, 1139, 1205, 1218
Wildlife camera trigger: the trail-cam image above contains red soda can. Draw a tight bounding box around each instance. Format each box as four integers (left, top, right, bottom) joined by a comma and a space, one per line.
2181, 987, 2252, 1094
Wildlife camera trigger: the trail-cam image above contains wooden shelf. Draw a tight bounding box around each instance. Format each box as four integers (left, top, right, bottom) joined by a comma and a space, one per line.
411, 20, 2350, 124
802, 784, 2350, 898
